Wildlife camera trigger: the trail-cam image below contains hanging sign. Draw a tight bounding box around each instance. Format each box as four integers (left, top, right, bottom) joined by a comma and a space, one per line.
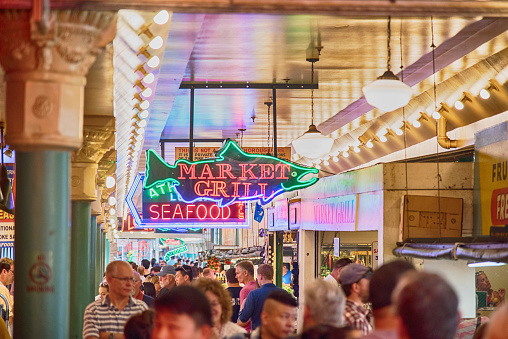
126, 174, 250, 229
301, 194, 357, 231
175, 146, 292, 161
145, 139, 318, 207
269, 198, 288, 231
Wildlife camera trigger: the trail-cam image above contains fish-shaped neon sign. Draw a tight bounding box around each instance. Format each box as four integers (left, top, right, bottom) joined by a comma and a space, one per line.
144, 139, 319, 207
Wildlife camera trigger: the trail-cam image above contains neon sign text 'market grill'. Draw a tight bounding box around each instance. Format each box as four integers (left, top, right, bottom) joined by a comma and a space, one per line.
144, 139, 319, 207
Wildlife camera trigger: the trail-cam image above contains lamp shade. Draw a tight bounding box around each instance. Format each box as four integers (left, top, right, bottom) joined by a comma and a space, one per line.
362, 70, 412, 112
292, 124, 334, 158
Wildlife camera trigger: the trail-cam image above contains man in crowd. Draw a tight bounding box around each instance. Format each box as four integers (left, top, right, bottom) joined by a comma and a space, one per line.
236, 260, 256, 331
0, 257, 14, 334
484, 303, 508, 339
394, 272, 459, 339
295, 278, 347, 337
226, 267, 242, 323
175, 264, 193, 286
238, 264, 284, 331
339, 263, 373, 335
324, 258, 352, 285
282, 264, 292, 285
156, 265, 176, 299
203, 268, 215, 279
83, 261, 147, 339
132, 271, 155, 308
363, 260, 415, 339
152, 286, 213, 339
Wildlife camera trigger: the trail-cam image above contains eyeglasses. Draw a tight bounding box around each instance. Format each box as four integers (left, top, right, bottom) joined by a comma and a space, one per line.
99, 282, 109, 288
475, 271, 485, 276
180, 266, 192, 276
111, 276, 135, 283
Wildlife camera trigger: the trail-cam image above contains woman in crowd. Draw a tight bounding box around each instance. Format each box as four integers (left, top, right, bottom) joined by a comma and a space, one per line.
193, 277, 246, 339
143, 282, 156, 299
476, 271, 505, 307
145, 275, 161, 297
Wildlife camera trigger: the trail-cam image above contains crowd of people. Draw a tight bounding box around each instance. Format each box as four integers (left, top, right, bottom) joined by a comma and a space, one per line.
80, 256, 508, 339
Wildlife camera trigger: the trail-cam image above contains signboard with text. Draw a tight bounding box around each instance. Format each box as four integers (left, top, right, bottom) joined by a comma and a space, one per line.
175, 146, 292, 162
477, 122, 508, 236
301, 194, 357, 231
269, 198, 288, 231
0, 211, 14, 248
145, 140, 318, 208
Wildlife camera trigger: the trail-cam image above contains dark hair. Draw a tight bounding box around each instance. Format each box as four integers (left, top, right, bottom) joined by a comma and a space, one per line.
141, 259, 150, 270
369, 260, 415, 310
130, 262, 138, 270
341, 283, 354, 297
124, 309, 155, 339
333, 258, 353, 271
154, 286, 213, 327
151, 266, 161, 273
265, 289, 298, 308
257, 264, 274, 281
99, 282, 109, 291
396, 272, 459, 339
191, 266, 199, 279
176, 265, 193, 281
151, 258, 156, 267
236, 261, 254, 277
143, 282, 156, 298
301, 324, 348, 339
226, 267, 238, 284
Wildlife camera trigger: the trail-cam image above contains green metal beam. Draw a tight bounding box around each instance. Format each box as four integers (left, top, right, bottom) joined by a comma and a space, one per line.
95, 220, 102, 288
14, 151, 70, 338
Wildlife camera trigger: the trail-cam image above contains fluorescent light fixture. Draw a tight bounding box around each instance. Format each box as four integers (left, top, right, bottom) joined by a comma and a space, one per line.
412, 120, 421, 128
379, 135, 387, 142
343, 151, 349, 158
432, 111, 441, 120
467, 262, 507, 268
108, 196, 117, 206
139, 110, 149, 119
480, 89, 490, 100
454, 100, 464, 110
140, 100, 150, 109
332, 156, 339, 162
366, 140, 374, 148
106, 176, 116, 189
141, 87, 153, 98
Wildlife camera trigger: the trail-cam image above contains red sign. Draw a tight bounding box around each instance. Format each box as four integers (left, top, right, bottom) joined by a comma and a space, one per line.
122, 213, 154, 232
491, 187, 508, 225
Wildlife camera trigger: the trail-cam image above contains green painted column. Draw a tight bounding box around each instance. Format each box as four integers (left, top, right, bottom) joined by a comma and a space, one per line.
90, 215, 97, 298
95, 222, 102, 288
69, 201, 92, 339
14, 151, 70, 338
275, 232, 283, 287
104, 235, 109, 267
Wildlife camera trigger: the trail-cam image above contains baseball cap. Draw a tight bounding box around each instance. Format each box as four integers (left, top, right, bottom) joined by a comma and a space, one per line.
339, 263, 373, 285
156, 265, 176, 276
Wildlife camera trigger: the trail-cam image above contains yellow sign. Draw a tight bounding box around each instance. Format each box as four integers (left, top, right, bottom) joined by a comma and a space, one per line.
175, 146, 292, 161
478, 138, 508, 235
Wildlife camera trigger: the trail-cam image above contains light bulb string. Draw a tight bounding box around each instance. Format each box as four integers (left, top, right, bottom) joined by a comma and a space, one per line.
387, 16, 392, 72
311, 61, 315, 126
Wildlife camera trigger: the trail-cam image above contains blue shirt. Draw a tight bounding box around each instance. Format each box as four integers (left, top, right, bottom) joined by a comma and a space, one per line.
282, 271, 292, 284
238, 283, 284, 331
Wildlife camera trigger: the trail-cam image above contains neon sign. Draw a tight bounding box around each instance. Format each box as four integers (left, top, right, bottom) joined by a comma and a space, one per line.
126, 174, 250, 228
144, 139, 318, 207
164, 246, 188, 261
160, 238, 185, 247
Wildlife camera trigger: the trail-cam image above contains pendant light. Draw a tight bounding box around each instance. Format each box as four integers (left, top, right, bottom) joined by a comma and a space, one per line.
362, 17, 412, 112
292, 60, 334, 159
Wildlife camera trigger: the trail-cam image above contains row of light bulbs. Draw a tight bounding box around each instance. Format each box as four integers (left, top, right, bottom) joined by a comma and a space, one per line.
123, 10, 169, 189
295, 81, 499, 169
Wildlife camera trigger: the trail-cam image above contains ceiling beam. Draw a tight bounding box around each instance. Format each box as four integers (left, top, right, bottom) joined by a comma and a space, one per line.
3, 1, 508, 16
180, 82, 318, 89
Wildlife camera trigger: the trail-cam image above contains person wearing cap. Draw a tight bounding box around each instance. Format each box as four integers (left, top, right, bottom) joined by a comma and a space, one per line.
156, 265, 177, 299
363, 260, 415, 339
175, 264, 193, 286
324, 257, 353, 285
339, 263, 374, 336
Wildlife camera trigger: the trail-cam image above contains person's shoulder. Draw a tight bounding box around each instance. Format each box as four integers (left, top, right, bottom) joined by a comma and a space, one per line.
223, 321, 247, 335
130, 297, 149, 310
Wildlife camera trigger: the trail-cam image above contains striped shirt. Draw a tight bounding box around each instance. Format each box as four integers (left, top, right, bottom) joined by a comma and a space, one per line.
83, 295, 148, 338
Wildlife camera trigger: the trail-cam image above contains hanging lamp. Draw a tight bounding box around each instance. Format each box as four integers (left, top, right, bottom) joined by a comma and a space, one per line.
292, 60, 334, 158
362, 17, 412, 112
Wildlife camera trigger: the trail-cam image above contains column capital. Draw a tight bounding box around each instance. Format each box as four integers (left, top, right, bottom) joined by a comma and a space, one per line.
0, 10, 116, 151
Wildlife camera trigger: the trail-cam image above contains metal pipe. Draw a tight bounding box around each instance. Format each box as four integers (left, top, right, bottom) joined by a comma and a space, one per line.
272, 87, 277, 157
437, 116, 458, 149
190, 87, 195, 161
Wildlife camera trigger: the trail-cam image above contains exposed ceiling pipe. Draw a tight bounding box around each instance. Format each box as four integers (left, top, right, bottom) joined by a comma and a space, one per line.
437, 115, 458, 149
393, 241, 508, 263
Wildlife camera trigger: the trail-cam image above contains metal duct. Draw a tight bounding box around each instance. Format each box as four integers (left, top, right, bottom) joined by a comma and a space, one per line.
393, 241, 508, 263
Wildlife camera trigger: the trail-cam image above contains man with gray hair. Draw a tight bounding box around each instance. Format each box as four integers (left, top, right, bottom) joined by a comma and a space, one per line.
286, 279, 348, 339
